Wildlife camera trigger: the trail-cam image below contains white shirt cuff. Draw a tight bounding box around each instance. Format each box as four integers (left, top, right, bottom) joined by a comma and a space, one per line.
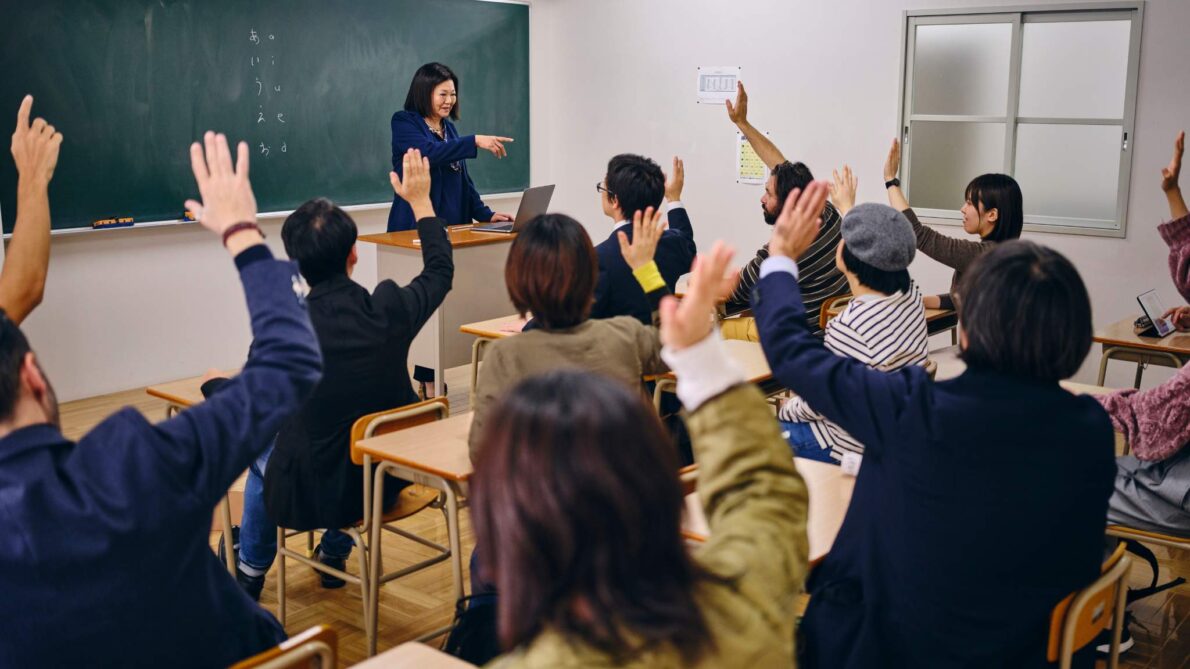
660, 329, 747, 412
666, 201, 685, 213
759, 255, 800, 280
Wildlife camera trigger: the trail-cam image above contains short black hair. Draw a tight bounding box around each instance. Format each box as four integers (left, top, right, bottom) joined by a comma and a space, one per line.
965, 173, 1023, 243
281, 198, 358, 286
959, 240, 1092, 382
0, 311, 32, 423
605, 154, 664, 220
841, 243, 911, 296
403, 62, 460, 121
772, 161, 815, 207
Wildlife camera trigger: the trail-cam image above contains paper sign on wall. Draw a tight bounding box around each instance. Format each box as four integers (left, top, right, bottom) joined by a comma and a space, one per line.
737, 131, 768, 184
696, 66, 740, 104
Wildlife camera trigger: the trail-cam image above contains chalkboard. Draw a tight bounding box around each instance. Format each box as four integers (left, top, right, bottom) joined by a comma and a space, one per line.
0, 0, 529, 233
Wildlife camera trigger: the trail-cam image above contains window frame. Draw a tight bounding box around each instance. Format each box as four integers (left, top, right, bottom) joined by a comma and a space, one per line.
896, 2, 1144, 239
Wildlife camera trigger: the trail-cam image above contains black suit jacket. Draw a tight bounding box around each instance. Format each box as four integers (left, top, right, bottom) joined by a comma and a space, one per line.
264, 217, 453, 530
590, 206, 695, 324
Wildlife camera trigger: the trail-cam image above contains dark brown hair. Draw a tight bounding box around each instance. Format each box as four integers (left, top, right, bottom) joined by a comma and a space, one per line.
504, 214, 597, 330
471, 370, 711, 662
959, 240, 1092, 381
403, 62, 460, 121
965, 173, 1023, 242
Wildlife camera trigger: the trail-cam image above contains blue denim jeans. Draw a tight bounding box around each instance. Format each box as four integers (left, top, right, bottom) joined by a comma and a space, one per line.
779, 421, 838, 465
238, 446, 354, 575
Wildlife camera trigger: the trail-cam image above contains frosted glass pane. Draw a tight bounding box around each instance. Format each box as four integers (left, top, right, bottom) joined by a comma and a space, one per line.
907, 122, 1005, 211
1019, 21, 1131, 119
1014, 124, 1121, 223
912, 23, 1012, 116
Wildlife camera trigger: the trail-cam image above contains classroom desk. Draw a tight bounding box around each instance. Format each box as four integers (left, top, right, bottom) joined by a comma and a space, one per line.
458, 314, 527, 406
355, 412, 474, 642
649, 339, 779, 411
146, 372, 239, 575
361, 225, 518, 397
682, 457, 856, 564
353, 642, 476, 668
1093, 316, 1190, 387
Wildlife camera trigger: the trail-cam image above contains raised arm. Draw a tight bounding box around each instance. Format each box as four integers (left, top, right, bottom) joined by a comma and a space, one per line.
727, 83, 786, 170
0, 96, 61, 324
391, 113, 477, 169
1158, 131, 1190, 302
382, 149, 455, 328
658, 241, 808, 610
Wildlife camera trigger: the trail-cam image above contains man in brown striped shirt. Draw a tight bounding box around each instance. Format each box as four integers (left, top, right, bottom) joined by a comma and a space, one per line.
724, 83, 847, 335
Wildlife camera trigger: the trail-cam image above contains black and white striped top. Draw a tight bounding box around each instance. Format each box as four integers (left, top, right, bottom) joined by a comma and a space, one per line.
778, 281, 930, 459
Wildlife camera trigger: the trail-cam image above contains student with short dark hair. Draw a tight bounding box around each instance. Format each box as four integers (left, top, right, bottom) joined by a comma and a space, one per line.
778, 169, 929, 463
753, 181, 1114, 668
475, 242, 809, 668
724, 83, 848, 335
591, 154, 696, 324
0, 133, 322, 666
883, 138, 1025, 310
387, 62, 514, 231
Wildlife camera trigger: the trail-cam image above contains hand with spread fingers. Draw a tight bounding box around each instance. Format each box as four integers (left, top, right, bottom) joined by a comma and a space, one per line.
769, 181, 830, 260
660, 241, 737, 351
830, 165, 857, 217
1161, 131, 1187, 220
390, 148, 435, 220
665, 156, 685, 202
618, 206, 666, 271
184, 131, 258, 240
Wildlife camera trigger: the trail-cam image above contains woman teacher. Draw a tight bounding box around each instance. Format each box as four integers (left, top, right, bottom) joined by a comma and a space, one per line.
388, 62, 515, 232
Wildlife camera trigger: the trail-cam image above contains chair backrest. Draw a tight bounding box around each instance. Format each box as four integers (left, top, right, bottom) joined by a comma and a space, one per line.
349, 397, 450, 465
819, 294, 853, 332
230, 625, 337, 669
1046, 543, 1131, 664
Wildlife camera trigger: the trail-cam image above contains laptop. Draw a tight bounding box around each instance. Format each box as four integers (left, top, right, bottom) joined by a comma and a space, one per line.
472, 184, 555, 233
1136, 289, 1175, 338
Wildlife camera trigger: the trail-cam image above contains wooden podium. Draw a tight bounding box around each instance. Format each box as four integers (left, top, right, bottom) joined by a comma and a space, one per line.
359, 225, 517, 396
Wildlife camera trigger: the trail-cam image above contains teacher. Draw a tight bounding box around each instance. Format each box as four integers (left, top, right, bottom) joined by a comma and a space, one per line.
387, 62, 515, 232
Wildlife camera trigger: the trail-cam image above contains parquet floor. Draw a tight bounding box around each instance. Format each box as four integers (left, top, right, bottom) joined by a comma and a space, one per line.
58, 365, 1189, 667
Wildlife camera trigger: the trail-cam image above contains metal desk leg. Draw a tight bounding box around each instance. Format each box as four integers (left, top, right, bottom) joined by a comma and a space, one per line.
469, 337, 492, 409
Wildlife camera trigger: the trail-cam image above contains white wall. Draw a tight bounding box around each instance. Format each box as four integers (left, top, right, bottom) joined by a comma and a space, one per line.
14, 0, 1190, 401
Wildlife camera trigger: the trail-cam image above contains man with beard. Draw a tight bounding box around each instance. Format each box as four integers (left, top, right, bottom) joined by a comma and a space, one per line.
725, 82, 847, 336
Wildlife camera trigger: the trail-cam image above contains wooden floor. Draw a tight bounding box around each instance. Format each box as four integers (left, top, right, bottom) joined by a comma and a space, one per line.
59, 364, 1190, 667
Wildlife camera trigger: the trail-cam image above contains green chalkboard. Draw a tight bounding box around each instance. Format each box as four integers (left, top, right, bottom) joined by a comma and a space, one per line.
0, 0, 529, 232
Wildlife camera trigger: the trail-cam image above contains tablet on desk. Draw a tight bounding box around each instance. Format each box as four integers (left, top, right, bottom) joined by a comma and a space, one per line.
1137, 289, 1175, 338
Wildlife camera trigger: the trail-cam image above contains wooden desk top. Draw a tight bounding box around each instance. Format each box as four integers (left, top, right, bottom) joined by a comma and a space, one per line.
459, 314, 527, 339
925, 307, 954, 323
1094, 317, 1190, 354
1060, 381, 1114, 396
682, 457, 854, 562
360, 225, 516, 251
657, 339, 772, 385
352, 642, 476, 668
146, 374, 209, 408
355, 413, 474, 483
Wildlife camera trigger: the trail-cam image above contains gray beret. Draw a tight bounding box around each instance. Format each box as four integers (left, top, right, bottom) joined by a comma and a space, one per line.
840, 203, 916, 272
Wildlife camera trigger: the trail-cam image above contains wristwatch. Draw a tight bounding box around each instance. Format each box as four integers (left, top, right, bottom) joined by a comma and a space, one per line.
885, 178, 901, 189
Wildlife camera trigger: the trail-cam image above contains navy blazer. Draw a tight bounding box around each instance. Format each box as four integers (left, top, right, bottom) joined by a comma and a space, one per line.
0, 249, 322, 667
590, 207, 696, 325
387, 110, 493, 231
751, 268, 1115, 669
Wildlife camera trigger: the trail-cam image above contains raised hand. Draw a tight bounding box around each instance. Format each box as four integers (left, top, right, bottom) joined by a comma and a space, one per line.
883, 138, 901, 182
769, 181, 830, 260
185, 132, 258, 244
476, 135, 513, 159
725, 82, 749, 126
830, 165, 858, 216
1161, 131, 1183, 193
665, 156, 685, 202
660, 241, 737, 351
11, 95, 62, 186
617, 206, 666, 270
390, 148, 435, 220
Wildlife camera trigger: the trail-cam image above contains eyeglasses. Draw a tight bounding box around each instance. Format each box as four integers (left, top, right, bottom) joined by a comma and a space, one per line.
595, 182, 613, 196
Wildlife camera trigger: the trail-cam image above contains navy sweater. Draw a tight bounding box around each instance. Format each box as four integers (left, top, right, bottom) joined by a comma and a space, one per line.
387, 110, 494, 231
752, 268, 1115, 669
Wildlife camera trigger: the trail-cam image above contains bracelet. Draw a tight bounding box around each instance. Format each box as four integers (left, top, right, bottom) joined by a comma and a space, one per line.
885, 178, 901, 189
222, 221, 263, 247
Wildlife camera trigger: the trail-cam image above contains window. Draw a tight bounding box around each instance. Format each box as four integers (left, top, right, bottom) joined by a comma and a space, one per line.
897, 3, 1143, 237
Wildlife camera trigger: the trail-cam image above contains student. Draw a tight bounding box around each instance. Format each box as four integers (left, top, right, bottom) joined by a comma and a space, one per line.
753, 182, 1114, 668
778, 168, 928, 463
0, 133, 322, 666
230, 149, 453, 596
590, 154, 695, 324
724, 82, 848, 335
470, 207, 672, 459
474, 243, 809, 668
883, 138, 1024, 310
0, 96, 61, 324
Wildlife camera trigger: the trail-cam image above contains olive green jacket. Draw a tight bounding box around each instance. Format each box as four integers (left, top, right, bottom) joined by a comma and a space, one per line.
486, 383, 810, 668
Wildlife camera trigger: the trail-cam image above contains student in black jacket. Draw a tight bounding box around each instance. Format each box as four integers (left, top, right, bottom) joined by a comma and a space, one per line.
225, 149, 454, 598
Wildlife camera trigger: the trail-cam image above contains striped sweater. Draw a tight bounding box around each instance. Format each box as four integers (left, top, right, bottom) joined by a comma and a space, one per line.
778, 282, 929, 459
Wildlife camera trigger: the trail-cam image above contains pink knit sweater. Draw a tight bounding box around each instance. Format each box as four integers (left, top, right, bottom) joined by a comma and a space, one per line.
1096, 214, 1190, 461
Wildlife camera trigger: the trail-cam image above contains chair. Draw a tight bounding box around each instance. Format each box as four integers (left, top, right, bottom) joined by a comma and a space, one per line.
275, 397, 452, 657
819, 294, 853, 332
1046, 543, 1132, 669
230, 624, 337, 669
1106, 524, 1190, 552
